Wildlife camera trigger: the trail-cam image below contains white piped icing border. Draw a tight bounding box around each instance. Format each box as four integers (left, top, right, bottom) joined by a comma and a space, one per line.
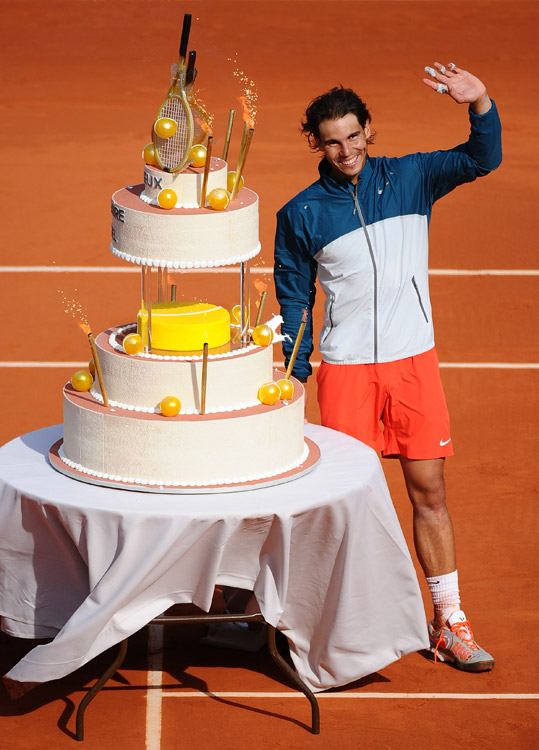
58, 441, 310, 488
110, 242, 261, 269
89, 384, 259, 415
108, 324, 260, 362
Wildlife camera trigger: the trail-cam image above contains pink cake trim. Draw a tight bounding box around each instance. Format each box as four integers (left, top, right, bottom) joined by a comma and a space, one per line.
113, 184, 257, 216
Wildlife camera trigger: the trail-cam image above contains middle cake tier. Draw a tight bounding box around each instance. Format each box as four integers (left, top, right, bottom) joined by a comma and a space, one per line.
93, 326, 274, 414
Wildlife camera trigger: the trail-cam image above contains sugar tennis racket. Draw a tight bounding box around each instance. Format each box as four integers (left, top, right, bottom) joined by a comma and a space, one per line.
152, 13, 194, 173
185, 50, 211, 146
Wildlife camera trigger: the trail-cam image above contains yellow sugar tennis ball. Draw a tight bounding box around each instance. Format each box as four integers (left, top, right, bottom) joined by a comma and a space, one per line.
258, 382, 280, 406
231, 304, 242, 325
88, 358, 96, 377
226, 171, 244, 193
276, 378, 295, 401
189, 143, 207, 167
157, 188, 178, 209
71, 370, 93, 392
208, 188, 230, 211
142, 142, 157, 165
123, 333, 143, 355
251, 324, 274, 347
160, 396, 181, 417
154, 117, 178, 139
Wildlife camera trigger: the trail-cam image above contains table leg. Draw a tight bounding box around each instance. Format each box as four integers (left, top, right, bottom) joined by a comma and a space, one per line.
267, 625, 320, 734
75, 638, 128, 741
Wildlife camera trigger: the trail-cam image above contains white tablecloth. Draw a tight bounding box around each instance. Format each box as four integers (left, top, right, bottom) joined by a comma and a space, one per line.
0, 423, 428, 693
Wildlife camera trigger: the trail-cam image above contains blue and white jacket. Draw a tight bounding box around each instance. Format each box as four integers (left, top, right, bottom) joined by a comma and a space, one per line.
274, 102, 502, 380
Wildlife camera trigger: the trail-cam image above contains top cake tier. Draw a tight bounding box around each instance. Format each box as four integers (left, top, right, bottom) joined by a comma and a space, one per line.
110, 158, 260, 268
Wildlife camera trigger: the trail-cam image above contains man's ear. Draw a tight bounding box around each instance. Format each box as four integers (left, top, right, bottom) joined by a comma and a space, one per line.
364, 120, 372, 139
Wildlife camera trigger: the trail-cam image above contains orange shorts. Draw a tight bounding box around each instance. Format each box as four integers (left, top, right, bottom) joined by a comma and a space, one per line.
316, 347, 453, 459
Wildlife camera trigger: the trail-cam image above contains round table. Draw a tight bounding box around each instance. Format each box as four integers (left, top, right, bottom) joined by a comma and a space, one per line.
0, 422, 428, 692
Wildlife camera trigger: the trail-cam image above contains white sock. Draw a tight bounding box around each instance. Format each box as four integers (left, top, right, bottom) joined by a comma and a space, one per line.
427, 570, 461, 624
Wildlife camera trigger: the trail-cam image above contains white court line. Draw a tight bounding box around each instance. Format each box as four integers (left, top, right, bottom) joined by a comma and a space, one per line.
145, 624, 164, 750
0, 362, 90, 368
159, 691, 538, 700
271, 361, 539, 370
0, 266, 251, 274
438, 362, 539, 369
0, 266, 538, 276
429, 269, 539, 276
1, 361, 538, 369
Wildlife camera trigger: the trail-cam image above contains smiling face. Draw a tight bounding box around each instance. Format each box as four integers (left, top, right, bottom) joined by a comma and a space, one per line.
317, 113, 371, 184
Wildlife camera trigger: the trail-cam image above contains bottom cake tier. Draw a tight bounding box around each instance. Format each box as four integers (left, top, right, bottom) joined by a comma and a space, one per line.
57, 370, 311, 491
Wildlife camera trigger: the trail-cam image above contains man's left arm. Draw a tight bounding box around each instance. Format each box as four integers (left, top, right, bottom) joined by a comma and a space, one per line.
419, 62, 502, 196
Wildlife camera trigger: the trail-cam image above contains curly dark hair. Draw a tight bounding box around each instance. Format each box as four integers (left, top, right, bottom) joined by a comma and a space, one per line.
301, 86, 375, 149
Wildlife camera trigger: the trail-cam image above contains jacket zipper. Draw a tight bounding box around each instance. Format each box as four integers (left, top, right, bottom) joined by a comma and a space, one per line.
321, 295, 335, 343
349, 184, 378, 362
411, 275, 429, 322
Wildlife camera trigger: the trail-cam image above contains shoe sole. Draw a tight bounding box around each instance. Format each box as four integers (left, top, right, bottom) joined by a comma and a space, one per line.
424, 646, 494, 672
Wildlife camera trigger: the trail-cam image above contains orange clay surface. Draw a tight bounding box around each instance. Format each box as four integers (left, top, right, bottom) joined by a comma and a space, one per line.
1, 1, 538, 748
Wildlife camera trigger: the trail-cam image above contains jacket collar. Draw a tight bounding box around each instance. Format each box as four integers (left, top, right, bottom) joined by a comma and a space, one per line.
318, 155, 374, 195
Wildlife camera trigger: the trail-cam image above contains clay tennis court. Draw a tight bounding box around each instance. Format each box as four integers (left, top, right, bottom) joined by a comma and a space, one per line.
1, 0, 537, 747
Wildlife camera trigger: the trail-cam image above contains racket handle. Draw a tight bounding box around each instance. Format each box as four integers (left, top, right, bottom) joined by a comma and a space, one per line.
179, 14, 192, 61
186, 50, 197, 88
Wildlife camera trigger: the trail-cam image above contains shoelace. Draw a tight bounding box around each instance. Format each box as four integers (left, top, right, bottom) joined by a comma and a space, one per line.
450, 620, 479, 651
433, 620, 478, 662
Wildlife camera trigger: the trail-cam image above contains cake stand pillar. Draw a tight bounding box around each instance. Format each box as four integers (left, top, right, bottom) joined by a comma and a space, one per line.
240, 260, 250, 345
157, 267, 168, 302
141, 264, 152, 352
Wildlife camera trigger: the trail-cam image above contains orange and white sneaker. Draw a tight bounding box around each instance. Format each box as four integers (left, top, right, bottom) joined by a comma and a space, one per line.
427, 610, 494, 672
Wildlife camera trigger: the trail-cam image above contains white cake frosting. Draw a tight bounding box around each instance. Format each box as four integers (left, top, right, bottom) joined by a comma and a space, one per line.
111, 184, 259, 268
58, 156, 313, 491
62, 368, 306, 487
94, 326, 274, 414
141, 158, 227, 208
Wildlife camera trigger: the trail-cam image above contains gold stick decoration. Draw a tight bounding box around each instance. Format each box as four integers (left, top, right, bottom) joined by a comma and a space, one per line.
85, 327, 109, 406
285, 309, 308, 380
171, 284, 177, 302
199, 135, 214, 208
200, 342, 209, 414
238, 121, 248, 161
230, 127, 254, 201
240, 260, 250, 345
255, 291, 267, 327
222, 109, 235, 161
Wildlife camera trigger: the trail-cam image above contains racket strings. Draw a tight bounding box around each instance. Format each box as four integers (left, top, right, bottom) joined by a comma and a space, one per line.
156, 97, 190, 170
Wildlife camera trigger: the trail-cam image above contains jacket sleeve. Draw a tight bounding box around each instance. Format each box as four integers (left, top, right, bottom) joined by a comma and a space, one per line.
419, 99, 502, 202
274, 205, 318, 381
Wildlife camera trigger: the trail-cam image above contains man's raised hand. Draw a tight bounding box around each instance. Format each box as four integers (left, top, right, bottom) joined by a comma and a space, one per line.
423, 62, 491, 114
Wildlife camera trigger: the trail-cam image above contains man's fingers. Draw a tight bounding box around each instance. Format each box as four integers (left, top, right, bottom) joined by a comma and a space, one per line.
422, 77, 449, 95
424, 65, 451, 84
426, 61, 464, 81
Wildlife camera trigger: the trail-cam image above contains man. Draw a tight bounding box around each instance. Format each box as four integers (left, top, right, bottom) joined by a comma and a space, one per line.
274, 62, 501, 671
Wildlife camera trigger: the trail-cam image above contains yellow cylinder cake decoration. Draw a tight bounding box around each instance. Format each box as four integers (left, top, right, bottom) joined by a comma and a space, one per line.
150, 301, 231, 351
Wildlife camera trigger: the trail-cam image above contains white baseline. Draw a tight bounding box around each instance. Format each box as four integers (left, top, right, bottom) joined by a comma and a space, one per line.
0, 266, 538, 276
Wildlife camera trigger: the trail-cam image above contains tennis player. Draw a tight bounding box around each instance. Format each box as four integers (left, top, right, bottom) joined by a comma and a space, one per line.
274, 62, 501, 671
